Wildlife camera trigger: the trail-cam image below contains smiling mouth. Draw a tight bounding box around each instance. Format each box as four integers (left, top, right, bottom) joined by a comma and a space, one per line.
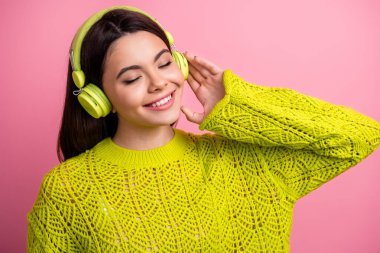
144, 91, 175, 107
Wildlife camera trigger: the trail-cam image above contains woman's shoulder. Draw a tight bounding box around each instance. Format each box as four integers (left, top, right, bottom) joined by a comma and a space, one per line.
29, 151, 91, 220
41, 151, 90, 191
50, 151, 88, 174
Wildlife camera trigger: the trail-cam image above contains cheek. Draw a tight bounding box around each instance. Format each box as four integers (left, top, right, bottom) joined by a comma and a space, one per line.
111, 86, 145, 110
169, 63, 186, 85
178, 85, 185, 99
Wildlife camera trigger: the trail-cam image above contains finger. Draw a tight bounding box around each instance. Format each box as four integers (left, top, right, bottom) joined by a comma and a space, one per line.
181, 106, 204, 124
187, 72, 200, 92
185, 52, 211, 78
189, 64, 206, 84
188, 63, 204, 78
188, 57, 212, 79
185, 51, 222, 75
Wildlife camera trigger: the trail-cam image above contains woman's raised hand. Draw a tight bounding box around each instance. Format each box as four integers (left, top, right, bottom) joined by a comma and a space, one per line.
181, 52, 225, 124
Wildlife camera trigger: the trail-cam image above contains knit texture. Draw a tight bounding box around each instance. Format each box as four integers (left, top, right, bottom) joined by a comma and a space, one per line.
27, 70, 380, 252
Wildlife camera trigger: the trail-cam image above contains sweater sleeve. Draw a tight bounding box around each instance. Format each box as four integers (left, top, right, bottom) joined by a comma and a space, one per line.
27, 172, 75, 253
199, 69, 380, 199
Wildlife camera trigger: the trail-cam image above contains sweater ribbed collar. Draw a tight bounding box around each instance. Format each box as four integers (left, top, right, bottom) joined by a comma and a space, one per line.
92, 128, 192, 166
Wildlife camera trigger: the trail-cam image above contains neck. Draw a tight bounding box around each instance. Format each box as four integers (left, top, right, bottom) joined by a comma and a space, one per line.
112, 122, 175, 151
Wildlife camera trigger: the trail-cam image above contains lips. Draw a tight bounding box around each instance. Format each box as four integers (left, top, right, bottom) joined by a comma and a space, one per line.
144, 91, 175, 107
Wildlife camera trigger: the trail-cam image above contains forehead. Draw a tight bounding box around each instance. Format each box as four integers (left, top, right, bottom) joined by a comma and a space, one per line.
105, 31, 168, 63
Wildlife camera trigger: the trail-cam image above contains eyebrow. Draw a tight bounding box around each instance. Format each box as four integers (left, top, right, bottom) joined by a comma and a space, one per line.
116, 48, 170, 79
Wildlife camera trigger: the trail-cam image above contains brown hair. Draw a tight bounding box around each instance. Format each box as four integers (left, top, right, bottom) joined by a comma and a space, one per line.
57, 9, 171, 162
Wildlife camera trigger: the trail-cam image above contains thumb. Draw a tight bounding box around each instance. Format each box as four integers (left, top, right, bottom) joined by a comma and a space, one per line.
181, 106, 204, 124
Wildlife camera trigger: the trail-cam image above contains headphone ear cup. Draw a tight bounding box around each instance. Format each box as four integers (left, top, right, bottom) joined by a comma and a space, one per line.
77, 83, 112, 118
172, 51, 189, 80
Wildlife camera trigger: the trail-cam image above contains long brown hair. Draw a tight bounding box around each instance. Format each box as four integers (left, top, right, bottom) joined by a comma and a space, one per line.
57, 9, 171, 162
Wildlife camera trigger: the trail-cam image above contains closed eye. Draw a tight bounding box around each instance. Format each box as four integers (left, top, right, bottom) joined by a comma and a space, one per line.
159, 61, 172, 68
123, 61, 172, 84
123, 77, 140, 85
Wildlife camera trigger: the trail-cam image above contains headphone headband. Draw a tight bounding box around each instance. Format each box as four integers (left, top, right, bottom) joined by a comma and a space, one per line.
69, 6, 174, 88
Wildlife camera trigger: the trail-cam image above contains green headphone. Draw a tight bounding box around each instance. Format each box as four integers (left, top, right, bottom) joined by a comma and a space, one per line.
69, 6, 189, 118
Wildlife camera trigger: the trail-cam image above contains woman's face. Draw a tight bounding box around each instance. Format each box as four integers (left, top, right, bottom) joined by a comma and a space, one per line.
102, 31, 184, 128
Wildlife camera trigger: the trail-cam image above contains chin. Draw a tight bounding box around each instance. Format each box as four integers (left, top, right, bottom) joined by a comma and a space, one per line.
145, 112, 180, 128
160, 114, 181, 127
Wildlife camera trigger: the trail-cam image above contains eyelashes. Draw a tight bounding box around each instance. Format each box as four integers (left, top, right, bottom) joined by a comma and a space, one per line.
123, 61, 173, 85
124, 77, 140, 84
159, 61, 172, 68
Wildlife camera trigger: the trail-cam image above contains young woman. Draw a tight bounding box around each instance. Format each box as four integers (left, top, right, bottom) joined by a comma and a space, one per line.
27, 6, 380, 253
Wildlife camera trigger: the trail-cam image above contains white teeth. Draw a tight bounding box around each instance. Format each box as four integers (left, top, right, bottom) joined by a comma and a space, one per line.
149, 94, 172, 107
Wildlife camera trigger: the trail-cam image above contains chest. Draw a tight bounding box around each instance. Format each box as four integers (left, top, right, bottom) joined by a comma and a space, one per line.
72, 158, 294, 252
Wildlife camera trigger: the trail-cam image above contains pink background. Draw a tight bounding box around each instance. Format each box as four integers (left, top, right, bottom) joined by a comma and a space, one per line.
1, 0, 379, 252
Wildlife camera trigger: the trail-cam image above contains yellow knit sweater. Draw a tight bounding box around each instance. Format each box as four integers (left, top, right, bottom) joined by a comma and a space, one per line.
27, 70, 380, 252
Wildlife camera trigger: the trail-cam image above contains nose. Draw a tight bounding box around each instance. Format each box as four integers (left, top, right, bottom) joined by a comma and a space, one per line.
148, 71, 168, 92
